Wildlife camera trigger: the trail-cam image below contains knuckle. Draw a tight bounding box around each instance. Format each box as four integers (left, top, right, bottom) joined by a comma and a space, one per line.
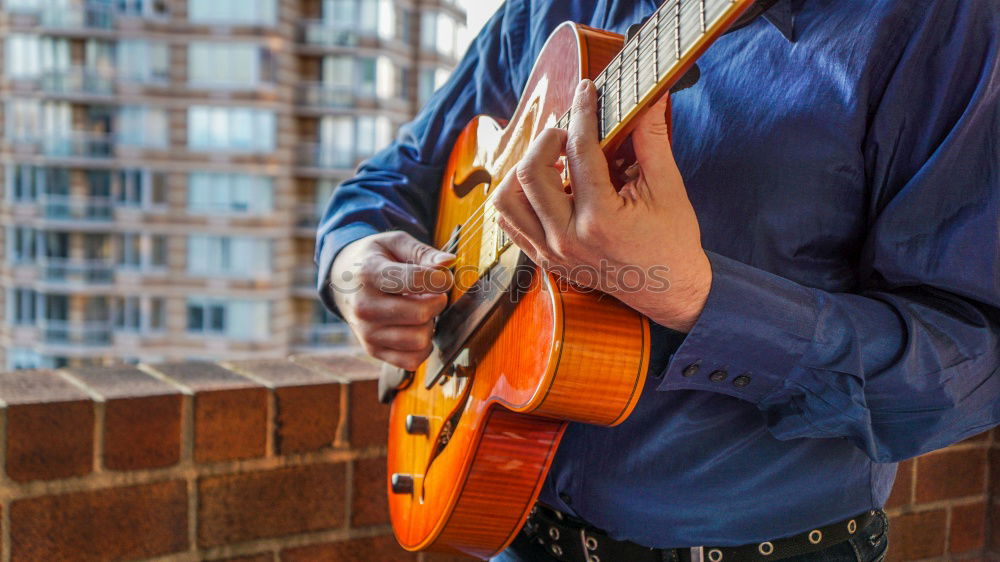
514, 161, 535, 185
353, 300, 380, 322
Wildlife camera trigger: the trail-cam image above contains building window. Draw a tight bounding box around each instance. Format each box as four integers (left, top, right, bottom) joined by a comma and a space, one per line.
116, 169, 168, 208
187, 106, 275, 152
112, 296, 163, 332
5, 165, 69, 202
187, 235, 272, 276
418, 67, 452, 106
5, 34, 70, 79
188, 0, 276, 25
117, 40, 170, 83
421, 11, 459, 58
8, 227, 37, 263
4, 98, 71, 141
188, 42, 273, 88
8, 288, 38, 325
186, 297, 270, 340
187, 172, 273, 214
118, 106, 169, 148
116, 233, 167, 269
116, 0, 169, 18
317, 114, 391, 166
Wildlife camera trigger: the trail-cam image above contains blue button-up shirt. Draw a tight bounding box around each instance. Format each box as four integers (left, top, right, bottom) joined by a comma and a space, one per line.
317, 0, 1000, 548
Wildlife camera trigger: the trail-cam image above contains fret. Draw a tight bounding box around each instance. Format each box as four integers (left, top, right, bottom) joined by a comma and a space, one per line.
631, 37, 640, 107
653, 8, 660, 79
700, 0, 706, 32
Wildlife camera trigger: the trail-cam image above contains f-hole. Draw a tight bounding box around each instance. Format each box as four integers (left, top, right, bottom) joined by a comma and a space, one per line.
452, 168, 493, 198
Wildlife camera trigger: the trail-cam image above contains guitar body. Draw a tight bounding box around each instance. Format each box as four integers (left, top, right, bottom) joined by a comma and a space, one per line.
387, 23, 651, 559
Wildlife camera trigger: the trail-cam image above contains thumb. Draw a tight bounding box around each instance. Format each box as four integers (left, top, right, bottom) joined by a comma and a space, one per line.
632, 93, 680, 184
386, 231, 456, 267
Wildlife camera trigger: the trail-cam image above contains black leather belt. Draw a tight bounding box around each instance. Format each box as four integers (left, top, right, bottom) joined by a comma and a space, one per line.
520, 504, 881, 562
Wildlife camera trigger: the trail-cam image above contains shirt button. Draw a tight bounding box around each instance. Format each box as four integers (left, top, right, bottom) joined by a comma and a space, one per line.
709, 369, 728, 383
559, 492, 572, 505
733, 374, 752, 387
682, 363, 700, 377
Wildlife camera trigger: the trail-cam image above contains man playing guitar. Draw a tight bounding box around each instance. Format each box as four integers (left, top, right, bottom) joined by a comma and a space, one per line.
317, 1, 1000, 560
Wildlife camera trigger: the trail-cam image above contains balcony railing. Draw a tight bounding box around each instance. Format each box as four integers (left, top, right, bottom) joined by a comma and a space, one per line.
294, 323, 353, 348
296, 142, 364, 170
38, 67, 115, 95
41, 258, 115, 285
7, 2, 169, 30
40, 195, 114, 221
297, 82, 355, 108
41, 320, 114, 346
8, 131, 167, 159
298, 20, 359, 47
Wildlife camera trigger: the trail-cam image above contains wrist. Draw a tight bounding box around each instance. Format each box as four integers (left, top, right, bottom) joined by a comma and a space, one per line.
620, 253, 712, 333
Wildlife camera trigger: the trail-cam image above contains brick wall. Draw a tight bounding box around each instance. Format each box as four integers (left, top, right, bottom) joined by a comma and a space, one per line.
0, 355, 994, 561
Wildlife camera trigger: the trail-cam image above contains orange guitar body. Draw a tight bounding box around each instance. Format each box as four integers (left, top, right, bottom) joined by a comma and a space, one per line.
386, 23, 651, 559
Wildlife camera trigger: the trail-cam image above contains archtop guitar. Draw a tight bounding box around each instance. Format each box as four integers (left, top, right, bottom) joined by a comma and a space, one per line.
386, 0, 756, 557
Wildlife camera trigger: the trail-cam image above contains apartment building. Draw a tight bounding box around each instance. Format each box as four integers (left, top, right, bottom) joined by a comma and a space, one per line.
0, 0, 466, 369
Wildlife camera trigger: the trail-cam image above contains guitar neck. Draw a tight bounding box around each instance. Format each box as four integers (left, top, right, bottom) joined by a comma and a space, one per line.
554, 0, 755, 141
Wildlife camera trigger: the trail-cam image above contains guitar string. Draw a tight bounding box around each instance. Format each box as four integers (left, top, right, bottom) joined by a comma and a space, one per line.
433, 0, 716, 259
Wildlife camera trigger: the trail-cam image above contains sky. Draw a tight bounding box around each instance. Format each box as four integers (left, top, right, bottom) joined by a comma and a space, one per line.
458, 0, 505, 54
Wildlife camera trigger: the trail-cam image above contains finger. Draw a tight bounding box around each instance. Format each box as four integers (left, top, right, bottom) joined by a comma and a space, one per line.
515, 128, 574, 234
566, 79, 616, 211
353, 292, 447, 325
365, 254, 454, 294
366, 322, 434, 352
494, 168, 548, 252
632, 93, 682, 187
383, 231, 456, 268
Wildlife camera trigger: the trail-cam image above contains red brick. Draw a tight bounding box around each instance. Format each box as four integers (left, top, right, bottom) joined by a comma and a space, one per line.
886, 459, 913, 510
227, 359, 343, 454
292, 353, 378, 381
68, 365, 183, 470
10, 480, 187, 561
887, 510, 947, 561
349, 379, 389, 448
950, 502, 987, 553
353, 456, 389, 526
282, 536, 415, 562
152, 361, 267, 462
198, 463, 346, 547
915, 448, 988, 503
215, 555, 274, 562
0, 370, 93, 482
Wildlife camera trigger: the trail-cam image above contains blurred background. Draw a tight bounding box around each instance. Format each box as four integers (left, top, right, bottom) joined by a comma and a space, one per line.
0, 0, 502, 371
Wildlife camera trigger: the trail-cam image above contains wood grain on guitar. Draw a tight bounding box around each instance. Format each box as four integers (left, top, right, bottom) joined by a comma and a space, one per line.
386, 1, 755, 557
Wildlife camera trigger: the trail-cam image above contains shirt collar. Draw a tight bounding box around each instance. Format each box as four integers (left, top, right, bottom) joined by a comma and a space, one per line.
761, 0, 799, 42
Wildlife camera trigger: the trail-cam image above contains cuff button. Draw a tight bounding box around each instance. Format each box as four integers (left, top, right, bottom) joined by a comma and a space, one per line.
682, 363, 700, 377
709, 369, 728, 383
733, 374, 752, 387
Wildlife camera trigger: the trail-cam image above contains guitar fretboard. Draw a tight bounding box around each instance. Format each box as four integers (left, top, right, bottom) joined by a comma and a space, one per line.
554, 0, 750, 140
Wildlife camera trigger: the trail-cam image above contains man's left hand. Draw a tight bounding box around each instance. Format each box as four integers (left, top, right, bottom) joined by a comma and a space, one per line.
493, 79, 711, 333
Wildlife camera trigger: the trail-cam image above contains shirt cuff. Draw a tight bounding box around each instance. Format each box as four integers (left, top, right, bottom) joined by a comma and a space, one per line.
657, 251, 819, 404
315, 222, 381, 318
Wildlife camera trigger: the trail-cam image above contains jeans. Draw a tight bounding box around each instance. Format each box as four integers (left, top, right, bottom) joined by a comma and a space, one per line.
492, 511, 889, 562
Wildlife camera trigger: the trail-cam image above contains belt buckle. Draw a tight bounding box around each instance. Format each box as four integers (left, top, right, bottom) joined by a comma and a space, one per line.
688, 547, 704, 562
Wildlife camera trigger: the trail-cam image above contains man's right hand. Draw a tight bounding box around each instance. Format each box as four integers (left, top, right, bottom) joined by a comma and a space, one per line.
330, 231, 455, 371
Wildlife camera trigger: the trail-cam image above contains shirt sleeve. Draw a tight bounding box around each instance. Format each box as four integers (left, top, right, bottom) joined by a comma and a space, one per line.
658, 2, 1000, 463
314, 1, 533, 315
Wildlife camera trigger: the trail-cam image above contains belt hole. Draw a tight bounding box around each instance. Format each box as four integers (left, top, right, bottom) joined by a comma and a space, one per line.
809, 530, 823, 544
549, 527, 560, 540
847, 519, 857, 534
589, 556, 600, 562
551, 544, 563, 556
708, 549, 723, 562
585, 536, 598, 550
758, 541, 774, 556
